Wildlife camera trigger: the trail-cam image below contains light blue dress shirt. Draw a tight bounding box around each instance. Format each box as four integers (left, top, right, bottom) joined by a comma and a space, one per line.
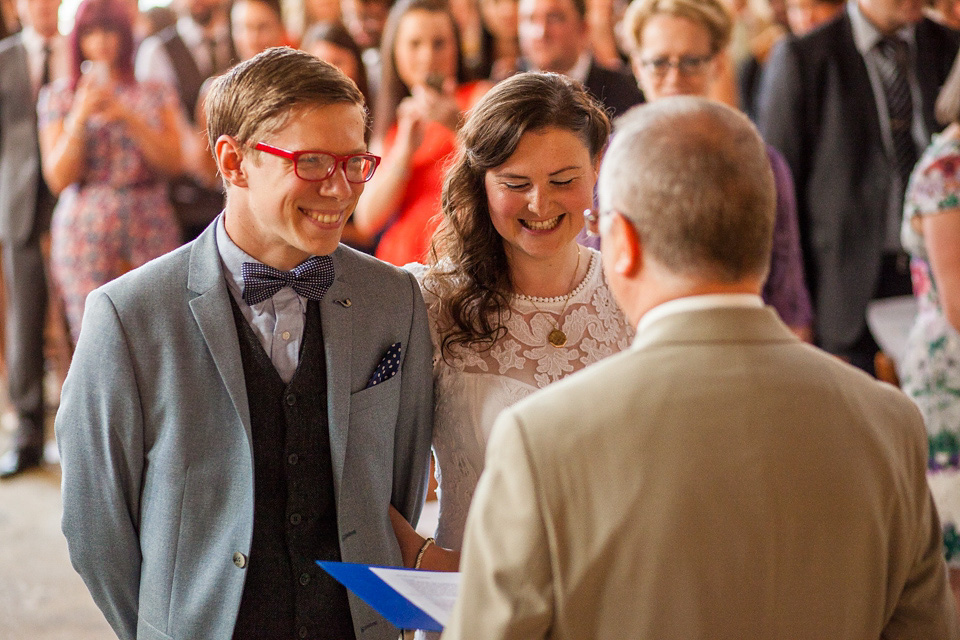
216, 215, 312, 383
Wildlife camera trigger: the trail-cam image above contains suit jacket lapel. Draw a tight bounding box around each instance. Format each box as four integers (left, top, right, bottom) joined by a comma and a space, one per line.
836, 13, 883, 155
322, 246, 354, 496
915, 18, 952, 135
186, 223, 252, 442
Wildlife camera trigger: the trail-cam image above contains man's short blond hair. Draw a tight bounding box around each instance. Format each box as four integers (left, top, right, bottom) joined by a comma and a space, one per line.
622, 0, 733, 54
599, 97, 775, 283
205, 47, 367, 153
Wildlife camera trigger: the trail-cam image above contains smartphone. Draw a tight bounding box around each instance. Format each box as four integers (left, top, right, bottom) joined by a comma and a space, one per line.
80, 60, 109, 85
425, 72, 446, 93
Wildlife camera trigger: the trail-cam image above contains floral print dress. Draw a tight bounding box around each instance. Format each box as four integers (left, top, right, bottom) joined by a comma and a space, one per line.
900, 132, 960, 564
38, 78, 181, 341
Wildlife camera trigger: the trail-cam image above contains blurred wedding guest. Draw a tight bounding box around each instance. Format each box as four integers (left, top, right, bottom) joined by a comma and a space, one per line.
585, 0, 629, 69
476, 0, 520, 81
186, 1, 290, 221
724, 0, 784, 106
232, 0, 288, 61
900, 56, 960, 600
354, 0, 490, 266
0, 0, 65, 479
38, 0, 182, 341
303, 0, 341, 30
136, 5, 177, 42
0, 0, 16, 38
757, 0, 960, 374
136, 0, 235, 242
389, 72, 633, 572
445, 96, 959, 640
785, 0, 843, 34
341, 0, 391, 98
517, 0, 642, 117
624, 0, 813, 338
302, 20, 376, 251
302, 20, 371, 106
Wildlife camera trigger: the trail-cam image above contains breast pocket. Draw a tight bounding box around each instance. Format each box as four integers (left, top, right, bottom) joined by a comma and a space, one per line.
348, 371, 402, 417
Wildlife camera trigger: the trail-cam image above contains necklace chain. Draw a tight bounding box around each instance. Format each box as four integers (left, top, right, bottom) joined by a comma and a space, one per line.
516, 248, 582, 348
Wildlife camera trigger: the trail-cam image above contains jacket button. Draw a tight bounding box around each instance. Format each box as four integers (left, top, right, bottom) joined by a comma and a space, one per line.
233, 552, 247, 568
298, 626, 308, 638
289, 513, 302, 525
299, 572, 310, 586
285, 393, 296, 406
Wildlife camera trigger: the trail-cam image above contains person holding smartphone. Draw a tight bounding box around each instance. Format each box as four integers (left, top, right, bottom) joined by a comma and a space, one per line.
38, 0, 182, 342
352, 0, 490, 266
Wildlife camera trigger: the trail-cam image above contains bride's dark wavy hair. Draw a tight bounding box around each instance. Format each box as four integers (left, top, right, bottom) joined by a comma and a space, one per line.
426, 72, 611, 360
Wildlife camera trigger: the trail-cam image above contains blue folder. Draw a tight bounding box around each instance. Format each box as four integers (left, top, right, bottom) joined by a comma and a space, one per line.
318, 561, 444, 632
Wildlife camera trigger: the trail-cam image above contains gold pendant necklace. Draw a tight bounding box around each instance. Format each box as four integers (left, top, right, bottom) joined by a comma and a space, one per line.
518, 249, 582, 348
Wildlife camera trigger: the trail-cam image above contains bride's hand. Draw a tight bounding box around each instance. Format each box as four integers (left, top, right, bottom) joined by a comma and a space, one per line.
390, 504, 424, 568
388, 504, 461, 571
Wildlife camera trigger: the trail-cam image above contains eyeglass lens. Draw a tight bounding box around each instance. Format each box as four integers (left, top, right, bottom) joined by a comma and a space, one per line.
643, 55, 711, 76
296, 152, 377, 183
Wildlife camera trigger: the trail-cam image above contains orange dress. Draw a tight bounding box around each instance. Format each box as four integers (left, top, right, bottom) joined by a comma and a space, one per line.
374, 82, 486, 266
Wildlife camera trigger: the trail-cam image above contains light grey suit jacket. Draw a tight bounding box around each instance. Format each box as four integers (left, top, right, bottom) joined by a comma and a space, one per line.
446, 305, 956, 640
56, 222, 434, 640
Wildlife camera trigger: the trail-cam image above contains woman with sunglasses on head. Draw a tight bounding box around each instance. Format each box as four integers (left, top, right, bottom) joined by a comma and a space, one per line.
389, 72, 634, 576
352, 0, 491, 267
623, 0, 814, 341
38, 0, 181, 342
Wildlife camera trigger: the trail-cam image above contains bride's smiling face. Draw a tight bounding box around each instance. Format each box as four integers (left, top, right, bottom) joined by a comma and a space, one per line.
484, 126, 598, 264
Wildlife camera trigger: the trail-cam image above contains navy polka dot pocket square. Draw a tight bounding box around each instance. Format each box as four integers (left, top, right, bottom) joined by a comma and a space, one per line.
366, 342, 402, 388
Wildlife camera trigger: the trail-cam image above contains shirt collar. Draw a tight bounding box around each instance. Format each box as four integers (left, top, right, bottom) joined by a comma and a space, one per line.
636, 293, 764, 336
177, 15, 230, 47
848, 0, 916, 53
566, 52, 593, 84
20, 26, 59, 54
527, 51, 592, 84
216, 214, 258, 303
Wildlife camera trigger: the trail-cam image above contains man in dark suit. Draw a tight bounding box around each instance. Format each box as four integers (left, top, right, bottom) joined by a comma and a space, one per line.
0, 0, 62, 479
757, 0, 960, 372
518, 0, 643, 117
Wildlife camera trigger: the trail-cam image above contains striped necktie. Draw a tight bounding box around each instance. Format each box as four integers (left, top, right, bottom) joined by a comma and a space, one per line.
40, 41, 51, 90
874, 36, 918, 194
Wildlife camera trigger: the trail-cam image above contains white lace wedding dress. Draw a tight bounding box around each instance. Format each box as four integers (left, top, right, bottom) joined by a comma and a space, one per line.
409, 249, 634, 550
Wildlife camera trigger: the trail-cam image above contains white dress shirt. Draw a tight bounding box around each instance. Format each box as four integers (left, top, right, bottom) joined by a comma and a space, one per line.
134, 16, 232, 88
20, 26, 65, 98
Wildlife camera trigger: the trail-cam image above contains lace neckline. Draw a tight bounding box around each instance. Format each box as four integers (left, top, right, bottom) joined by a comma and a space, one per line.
512, 250, 599, 304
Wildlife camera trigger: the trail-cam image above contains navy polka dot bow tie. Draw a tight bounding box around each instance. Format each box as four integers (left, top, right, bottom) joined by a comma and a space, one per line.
241, 256, 335, 305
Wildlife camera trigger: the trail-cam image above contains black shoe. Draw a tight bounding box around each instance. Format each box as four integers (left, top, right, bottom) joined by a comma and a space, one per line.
0, 446, 43, 479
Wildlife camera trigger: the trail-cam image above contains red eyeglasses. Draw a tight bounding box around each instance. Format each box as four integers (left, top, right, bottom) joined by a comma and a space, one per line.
254, 142, 381, 183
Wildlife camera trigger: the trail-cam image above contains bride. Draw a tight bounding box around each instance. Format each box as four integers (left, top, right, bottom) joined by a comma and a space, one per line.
392, 72, 634, 570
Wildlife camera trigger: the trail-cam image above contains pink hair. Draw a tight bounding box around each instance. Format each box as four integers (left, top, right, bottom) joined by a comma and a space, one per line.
69, 0, 136, 90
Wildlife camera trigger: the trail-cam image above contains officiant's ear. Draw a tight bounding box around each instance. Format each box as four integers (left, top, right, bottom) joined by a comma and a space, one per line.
216, 135, 249, 188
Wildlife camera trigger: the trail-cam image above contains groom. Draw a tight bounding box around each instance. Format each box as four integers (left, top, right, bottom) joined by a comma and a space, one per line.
55, 48, 433, 640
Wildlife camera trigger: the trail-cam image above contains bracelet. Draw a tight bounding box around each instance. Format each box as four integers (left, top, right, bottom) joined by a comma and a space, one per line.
414, 537, 435, 569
